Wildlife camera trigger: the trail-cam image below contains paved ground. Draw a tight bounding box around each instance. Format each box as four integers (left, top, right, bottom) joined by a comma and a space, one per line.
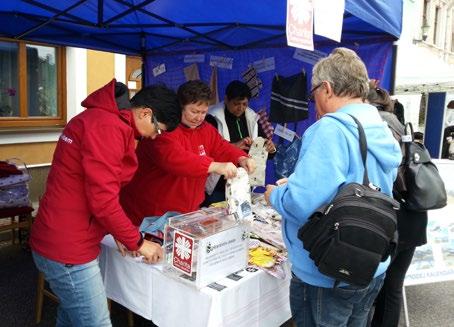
0, 240, 453, 327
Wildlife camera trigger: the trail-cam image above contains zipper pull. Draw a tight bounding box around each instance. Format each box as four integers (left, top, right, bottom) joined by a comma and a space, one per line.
334, 222, 339, 230
325, 204, 334, 215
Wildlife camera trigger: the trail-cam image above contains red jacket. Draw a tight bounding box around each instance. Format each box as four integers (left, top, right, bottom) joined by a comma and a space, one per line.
30, 79, 142, 264
120, 122, 247, 225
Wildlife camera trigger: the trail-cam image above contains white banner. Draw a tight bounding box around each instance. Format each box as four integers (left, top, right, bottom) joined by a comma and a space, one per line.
286, 0, 313, 50
313, 0, 344, 42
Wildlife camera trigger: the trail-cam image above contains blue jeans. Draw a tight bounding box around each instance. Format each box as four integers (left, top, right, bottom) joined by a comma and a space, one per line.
290, 273, 385, 327
32, 251, 111, 327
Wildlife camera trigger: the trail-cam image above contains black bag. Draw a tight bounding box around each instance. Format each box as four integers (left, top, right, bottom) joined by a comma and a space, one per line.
401, 123, 447, 211
298, 115, 399, 287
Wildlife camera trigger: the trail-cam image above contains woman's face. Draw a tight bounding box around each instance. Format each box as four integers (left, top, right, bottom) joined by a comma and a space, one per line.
181, 101, 209, 129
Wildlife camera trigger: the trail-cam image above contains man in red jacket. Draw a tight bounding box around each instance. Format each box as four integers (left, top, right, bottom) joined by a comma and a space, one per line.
120, 80, 256, 226
30, 79, 180, 326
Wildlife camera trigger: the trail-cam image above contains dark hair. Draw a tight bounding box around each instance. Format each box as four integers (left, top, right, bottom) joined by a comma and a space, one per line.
177, 80, 211, 107
367, 84, 393, 112
225, 80, 251, 100
131, 84, 181, 131
414, 131, 424, 142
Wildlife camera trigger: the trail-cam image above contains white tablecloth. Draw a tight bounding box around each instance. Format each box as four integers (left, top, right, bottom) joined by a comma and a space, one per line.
99, 235, 291, 327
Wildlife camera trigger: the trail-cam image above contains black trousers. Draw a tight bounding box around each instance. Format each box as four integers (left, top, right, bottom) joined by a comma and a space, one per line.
370, 246, 416, 327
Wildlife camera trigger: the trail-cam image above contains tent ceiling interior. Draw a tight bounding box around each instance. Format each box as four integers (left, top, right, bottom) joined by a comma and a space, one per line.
0, 0, 402, 56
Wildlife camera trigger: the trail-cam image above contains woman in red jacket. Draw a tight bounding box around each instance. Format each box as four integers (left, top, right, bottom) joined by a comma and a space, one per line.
121, 80, 256, 226
30, 79, 180, 326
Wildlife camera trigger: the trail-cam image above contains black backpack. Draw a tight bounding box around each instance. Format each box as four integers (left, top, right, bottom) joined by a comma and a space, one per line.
298, 115, 399, 287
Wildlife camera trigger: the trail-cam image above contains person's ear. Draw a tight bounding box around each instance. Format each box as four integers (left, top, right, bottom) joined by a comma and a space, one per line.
141, 107, 152, 119
324, 82, 334, 98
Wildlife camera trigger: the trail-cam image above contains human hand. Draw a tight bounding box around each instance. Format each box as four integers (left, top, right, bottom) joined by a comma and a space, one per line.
209, 162, 238, 179
138, 239, 164, 264
115, 238, 127, 257
275, 178, 288, 186
264, 139, 277, 154
238, 156, 256, 174
234, 137, 253, 150
115, 238, 140, 257
264, 184, 276, 205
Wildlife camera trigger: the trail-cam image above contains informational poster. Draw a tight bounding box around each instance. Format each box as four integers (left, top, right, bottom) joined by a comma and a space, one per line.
152, 63, 166, 77
293, 48, 326, 65
209, 55, 233, 69
404, 160, 454, 286
253, 57, 276, 73
184, 54, 205, 63
313, 0, 344, 42
286, 0, 314, 50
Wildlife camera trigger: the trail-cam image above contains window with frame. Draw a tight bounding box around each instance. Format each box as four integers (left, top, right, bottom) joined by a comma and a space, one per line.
0, 38, 66, 128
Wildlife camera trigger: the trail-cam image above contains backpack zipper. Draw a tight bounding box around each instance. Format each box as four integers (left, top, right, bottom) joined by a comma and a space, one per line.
336, 218, 390, 241
327, 198, 397, 224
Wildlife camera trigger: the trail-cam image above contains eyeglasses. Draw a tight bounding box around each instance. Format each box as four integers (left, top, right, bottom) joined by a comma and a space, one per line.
308, 82, 324, 103
152, 115, 162, 135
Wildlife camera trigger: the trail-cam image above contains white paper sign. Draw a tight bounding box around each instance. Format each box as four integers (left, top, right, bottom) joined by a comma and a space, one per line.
313, 0, 344, 42
209, 56, 233, 70
196, 225, 248, 288
274, 124, 296, 142
152, 63, 166, 77
184, 54, 205, 63
293, 48, 327, 65
286, 0, 314, 50
404, 160, 454, 286
253, 57, 276, 73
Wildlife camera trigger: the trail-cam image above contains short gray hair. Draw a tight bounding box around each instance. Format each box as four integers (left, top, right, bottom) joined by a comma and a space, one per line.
312, 47, 369, 100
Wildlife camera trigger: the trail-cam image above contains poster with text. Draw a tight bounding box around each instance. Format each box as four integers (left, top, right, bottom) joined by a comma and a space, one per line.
286, 0, 313, 50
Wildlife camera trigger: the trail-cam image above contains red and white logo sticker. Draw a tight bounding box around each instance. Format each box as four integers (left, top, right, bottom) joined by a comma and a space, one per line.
172, 231, 194, 275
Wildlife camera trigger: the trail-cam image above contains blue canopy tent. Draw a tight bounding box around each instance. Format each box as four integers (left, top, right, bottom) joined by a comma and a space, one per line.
0, 0, 403, 125
0, 1, 401, 68
0, 0, 403, 182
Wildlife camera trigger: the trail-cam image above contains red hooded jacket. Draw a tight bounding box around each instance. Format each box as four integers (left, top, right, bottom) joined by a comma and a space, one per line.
30, 79, 142, 264
120, 122, 247, 226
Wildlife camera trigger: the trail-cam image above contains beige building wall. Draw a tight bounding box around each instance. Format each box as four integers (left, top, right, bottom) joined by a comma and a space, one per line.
87, 50, 115, 94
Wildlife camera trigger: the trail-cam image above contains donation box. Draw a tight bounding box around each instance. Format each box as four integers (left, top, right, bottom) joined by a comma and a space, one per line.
164, 208, 249, 288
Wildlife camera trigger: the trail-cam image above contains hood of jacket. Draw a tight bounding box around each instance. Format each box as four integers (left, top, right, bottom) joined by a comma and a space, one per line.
327, 103, 401, 174
81, 79, 120, 114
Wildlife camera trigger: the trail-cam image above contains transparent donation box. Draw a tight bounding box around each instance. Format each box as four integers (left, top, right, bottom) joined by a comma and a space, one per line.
164, 208, 249, 288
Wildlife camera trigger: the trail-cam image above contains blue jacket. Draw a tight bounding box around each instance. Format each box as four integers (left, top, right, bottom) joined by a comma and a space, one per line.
270, 103, 401, 288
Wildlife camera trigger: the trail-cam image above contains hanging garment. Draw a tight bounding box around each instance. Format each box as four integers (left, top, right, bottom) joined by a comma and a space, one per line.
269, 72, 308, 123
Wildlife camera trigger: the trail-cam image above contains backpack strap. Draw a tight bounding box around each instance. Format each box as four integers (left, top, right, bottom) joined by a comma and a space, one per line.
347, 114, 370, 186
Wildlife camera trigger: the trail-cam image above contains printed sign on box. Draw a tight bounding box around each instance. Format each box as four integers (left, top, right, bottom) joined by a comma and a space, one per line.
172, 231, 194, 276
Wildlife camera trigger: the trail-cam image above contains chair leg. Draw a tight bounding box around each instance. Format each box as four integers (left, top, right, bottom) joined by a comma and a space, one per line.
10, 216, 16, 244
35, 271, 45, 324
127, 310, 134, 327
